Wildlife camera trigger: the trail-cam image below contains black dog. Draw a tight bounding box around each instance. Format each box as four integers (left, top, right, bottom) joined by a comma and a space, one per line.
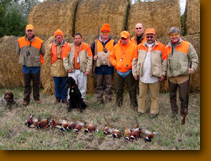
65, 77, 87, 113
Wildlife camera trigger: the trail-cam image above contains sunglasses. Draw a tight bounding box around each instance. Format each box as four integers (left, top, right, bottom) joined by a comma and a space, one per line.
121, 37, 128, 40
101, 31, 109, 34
170, 33, 179, 37
146, 36, 154, 39
136, 27, 142, 30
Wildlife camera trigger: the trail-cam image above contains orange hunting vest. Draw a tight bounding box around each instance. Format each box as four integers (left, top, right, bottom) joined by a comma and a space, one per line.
51, 42, 68, 64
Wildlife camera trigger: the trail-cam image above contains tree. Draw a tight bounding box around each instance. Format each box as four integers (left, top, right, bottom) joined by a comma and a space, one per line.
0, 0, 39, 37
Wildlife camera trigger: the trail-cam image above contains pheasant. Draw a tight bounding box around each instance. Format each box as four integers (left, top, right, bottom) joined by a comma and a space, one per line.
66, 121, 76, 131
121, 121, 132, 142
130, 117, 141, 142
37, 116, 51, 129
84, 122, 96, 134
112, 129, 121, 138
74, 120, 85, 134
140, 128, 158, 142
25, 114, 34, 127
103, 116, 113, 135
25, 114, 39, 128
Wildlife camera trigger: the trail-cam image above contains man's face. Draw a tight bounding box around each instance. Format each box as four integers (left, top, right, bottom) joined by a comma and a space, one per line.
100, 31, 110, 40
135, 24, 144, 36
121, 37, 129, 45
74, 35, 82, 45
146, 34, 156, 44
55, 35, 63, 44
25, 29, 34, 39
170, 32, 180, 43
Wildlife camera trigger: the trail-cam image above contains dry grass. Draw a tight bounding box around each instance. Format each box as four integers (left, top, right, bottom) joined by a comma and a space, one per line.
128, 0, 181, 39
0, 88, 200, 150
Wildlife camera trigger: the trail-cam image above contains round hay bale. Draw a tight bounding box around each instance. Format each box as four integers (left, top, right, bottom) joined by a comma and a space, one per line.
41, 36, 55, 95
75, 0, 130, 37
0, 36, 23, 88
28, 0, 79, 38
182, 34, 200, 92
185, 0, 200, 35
128, 0, 181, 39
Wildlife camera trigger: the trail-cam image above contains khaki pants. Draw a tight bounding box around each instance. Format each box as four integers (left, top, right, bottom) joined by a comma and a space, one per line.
138, 81, 160, 114
96, 74, 113, 102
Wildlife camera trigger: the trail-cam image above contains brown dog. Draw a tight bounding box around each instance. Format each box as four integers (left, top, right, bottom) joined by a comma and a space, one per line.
3, 91, 17, 109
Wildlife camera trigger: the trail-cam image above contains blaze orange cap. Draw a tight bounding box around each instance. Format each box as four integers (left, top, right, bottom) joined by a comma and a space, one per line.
25, 24, 34, 31
100, 23, 110, 32
120, 31, 130, 38
54, 29, 63, 38
145, 28, 156, 35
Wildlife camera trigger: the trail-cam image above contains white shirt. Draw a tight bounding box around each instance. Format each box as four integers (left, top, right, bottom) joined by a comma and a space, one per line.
140, 43, 159, 84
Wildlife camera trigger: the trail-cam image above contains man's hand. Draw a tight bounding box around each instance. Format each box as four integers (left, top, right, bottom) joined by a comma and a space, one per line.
93, 55, 98, 61
134, 75, 139, 80
85, 71, 90, 75
67, 68, 73, 73
159, 75, 165, 82
189, 68, 194, 74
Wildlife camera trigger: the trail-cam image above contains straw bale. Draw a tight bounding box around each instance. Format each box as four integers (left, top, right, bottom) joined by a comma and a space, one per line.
28, 0, 79, 38
185, 0, 200, 35
158, 34, 200, 92
182, 34, 200, 92
128, 0, 181, 39
75, 0, 130, 37
0, 36, 23, 88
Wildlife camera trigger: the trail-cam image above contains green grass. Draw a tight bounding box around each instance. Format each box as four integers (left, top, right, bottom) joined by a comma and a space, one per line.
0, 88, 200, 150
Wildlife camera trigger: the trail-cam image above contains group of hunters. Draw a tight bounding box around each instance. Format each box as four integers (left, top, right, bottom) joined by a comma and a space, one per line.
16, 23, 198, 119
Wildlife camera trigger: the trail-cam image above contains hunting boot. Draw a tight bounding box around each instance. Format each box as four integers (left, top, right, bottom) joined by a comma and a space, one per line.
55, 98, 61, 104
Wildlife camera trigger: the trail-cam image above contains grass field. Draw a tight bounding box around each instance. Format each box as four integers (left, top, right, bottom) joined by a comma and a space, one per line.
0, 88, 200, 150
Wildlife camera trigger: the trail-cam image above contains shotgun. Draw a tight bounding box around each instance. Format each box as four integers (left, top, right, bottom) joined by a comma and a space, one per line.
181, 61, 192, 125
92, 27, 100, 78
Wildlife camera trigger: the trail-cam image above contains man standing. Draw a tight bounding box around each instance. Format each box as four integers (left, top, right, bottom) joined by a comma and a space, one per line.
91, 23, 116, 104
131, 23, 146, 45
132, 28, 167, 118
63, 33, 93, 100
47, 29, 69, 104
16, 24, 45, 106
166, 27, 198, 118
110, 31, 138, 109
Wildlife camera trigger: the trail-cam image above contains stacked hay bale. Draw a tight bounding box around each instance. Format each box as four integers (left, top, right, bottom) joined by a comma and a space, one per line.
183, 34, 200, 92
0, 36, 23, 88
75, 0, 130, 36
28, 0, 79, 38
185, 0, 200, 35
41, 36, 55, 95
128, 0, 181, 38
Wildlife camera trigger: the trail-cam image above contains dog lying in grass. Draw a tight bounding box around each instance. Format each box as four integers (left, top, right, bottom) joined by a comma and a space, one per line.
0, 91, 17, 109
66, 77, 87, 113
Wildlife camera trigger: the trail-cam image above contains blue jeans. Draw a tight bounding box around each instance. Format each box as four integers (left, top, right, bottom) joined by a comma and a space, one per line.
53, 76, 67, 100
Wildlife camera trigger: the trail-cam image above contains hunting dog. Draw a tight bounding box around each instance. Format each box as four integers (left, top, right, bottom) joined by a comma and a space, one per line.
1, 91, 17, 109
66, 77, 87, 113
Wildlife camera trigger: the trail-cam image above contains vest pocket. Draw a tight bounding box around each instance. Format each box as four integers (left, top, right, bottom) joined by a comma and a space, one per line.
137, 62, 141, 76
152, 64, 162, 77
33, 56, 41, 66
